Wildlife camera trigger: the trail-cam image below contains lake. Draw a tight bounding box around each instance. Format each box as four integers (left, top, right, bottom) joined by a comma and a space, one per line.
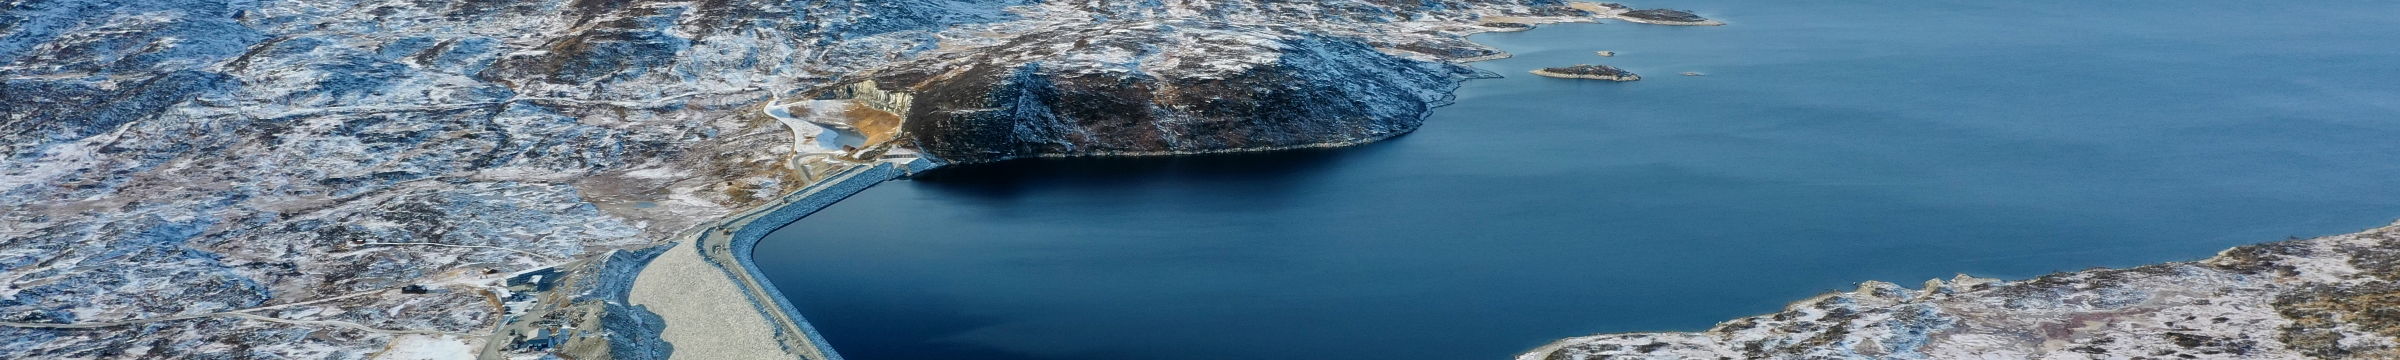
750, 1, 2400, 359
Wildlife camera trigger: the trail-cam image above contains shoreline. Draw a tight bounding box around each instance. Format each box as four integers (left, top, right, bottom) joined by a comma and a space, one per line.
1520, 221, 2400, 359
1608, 16, 1726, 26
610, 3, 1705, 359
1456, 52, 1516, 63
616, 4, 2392, 359
1568, 2, 1727, 26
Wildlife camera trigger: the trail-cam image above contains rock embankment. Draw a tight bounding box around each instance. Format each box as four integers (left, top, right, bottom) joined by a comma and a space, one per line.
1523, 222, 2400, 359
1532, 64, 1642, 81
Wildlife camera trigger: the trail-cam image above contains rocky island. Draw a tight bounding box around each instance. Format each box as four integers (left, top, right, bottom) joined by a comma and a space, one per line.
1533, 64, 1644, 81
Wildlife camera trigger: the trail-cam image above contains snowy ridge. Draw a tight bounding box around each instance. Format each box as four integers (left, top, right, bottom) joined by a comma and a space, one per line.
1524, 223, 2400, 359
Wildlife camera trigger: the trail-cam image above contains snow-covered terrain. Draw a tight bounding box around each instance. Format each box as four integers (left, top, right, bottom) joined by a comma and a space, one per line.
1524, 223, 2400, 359
10, 0, 2391, 359
0, 0, 1626, 358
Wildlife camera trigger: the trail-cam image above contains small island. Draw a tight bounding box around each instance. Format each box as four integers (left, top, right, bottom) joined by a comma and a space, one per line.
1531, 64, 1641, 81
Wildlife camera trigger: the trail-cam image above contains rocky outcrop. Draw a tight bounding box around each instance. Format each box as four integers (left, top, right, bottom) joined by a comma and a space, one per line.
1622, 9, 1711, 24
1523, 223, 2400, 360
1532, 64, 1641, 81
859, 29, 1481, 163
794, 1, 1628, 164
1580, 3, 1725, 26
1483, 22, 1540, 32
482, 248, 674, 360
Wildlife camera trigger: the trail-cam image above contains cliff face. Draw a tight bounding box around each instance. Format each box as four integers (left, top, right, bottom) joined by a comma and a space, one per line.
1525, 223, 2400, 360
0, 0, 1601, 358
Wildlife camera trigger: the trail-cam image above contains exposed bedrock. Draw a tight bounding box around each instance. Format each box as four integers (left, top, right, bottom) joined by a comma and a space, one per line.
828, 25, 1486, 163
1532, 64, 1640, 81
1621, 9, 1710, 23
1525, 223, 2400, 360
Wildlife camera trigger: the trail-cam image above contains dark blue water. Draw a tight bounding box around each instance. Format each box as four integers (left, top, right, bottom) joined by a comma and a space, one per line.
752, 1, 2400, 359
